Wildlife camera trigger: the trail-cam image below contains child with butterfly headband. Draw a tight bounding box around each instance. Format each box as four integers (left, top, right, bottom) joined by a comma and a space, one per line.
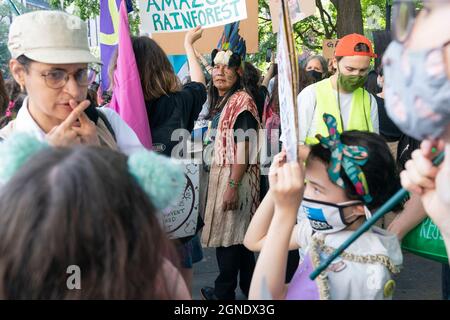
0, 133, 189, 299
245, 113, 403, 300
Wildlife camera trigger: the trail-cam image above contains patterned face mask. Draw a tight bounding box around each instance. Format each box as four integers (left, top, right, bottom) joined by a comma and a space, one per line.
383, 40, 450, 140
301, 197, 369, 234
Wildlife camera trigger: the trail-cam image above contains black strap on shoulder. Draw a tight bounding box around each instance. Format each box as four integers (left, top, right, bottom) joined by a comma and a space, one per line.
97, 110, 116, 142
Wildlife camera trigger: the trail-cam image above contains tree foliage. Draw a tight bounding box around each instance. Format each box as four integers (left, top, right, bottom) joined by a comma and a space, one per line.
49, 0, 141, 34
49, 0, 386, 62
0, 0, 425, 75
251, 0, 391, 68
0, 0, 28, 77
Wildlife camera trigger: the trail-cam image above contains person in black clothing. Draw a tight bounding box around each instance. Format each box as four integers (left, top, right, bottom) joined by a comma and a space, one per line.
125, 28, 207, 157
110, 27, 207, 294
365, 65, 402, 143
365, 70, 380, 97
242, 61, 267, 121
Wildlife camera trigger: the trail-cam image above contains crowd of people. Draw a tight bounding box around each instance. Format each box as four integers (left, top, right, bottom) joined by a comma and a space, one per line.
0, 0, 449, 300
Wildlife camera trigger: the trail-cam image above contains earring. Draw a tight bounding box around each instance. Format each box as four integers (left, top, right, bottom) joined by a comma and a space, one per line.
20, 84, 25, 92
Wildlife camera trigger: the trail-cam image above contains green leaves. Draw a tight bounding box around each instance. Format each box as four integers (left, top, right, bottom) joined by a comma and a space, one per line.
49, 0, 99, 20
32, 0, 421, 70
0, 0, 27, 77
49, 0, 141, 35
250, 0, 388, 68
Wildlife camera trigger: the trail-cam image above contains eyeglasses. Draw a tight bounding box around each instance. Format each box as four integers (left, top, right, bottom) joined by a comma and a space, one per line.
391, 0, 449, 43
35, 68, 96, 89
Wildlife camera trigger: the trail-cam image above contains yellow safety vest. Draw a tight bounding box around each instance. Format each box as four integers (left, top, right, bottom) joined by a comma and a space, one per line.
305, 78, 373, 145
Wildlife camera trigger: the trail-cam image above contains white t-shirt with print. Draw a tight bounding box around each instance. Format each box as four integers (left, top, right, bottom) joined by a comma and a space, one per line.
294, 218, 402, 300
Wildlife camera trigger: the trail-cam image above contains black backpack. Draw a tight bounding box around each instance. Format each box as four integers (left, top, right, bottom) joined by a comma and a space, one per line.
97, 110, 116, 142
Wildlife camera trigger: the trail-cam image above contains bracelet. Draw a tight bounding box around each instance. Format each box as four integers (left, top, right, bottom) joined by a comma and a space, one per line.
228, 179, 242, 189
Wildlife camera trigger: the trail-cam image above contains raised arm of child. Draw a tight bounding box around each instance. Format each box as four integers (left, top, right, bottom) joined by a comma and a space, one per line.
248, 156, 305, 300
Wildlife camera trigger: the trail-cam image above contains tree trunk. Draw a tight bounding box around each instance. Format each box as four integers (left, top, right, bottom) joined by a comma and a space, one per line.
330, 0, 364, 37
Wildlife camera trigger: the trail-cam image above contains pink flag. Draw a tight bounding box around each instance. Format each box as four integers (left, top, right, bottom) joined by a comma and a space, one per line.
109, 0, 152, 149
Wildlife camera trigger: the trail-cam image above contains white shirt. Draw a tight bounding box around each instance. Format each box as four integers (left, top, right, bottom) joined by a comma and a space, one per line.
295, 218, 402, 300
3, 97, 144, 155
197, 99, 210, 121
281, 82, 379, 145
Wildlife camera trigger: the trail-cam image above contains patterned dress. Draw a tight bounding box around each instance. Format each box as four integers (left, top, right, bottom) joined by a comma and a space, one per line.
201, 91, 261, 248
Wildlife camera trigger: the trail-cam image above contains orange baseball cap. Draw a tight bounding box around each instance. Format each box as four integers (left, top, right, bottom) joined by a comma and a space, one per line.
334, 33, 377, 58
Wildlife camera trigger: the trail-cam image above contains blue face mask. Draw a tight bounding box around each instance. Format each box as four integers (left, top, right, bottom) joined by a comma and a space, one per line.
300, 197, 369, 234
383, 40, 450, 140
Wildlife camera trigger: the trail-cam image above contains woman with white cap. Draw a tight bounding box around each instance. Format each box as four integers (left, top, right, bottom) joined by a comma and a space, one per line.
1, 10, 143, 154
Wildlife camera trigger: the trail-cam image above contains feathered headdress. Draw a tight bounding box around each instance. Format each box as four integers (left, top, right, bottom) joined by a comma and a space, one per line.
211, 22, 246, 68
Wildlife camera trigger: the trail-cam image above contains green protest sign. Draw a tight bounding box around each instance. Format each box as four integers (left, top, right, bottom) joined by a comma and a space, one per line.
402, 217, 449, 264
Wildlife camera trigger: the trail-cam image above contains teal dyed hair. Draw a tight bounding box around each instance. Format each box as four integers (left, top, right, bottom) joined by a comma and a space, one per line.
0, 133, 49, 185
127, 150, 185, 211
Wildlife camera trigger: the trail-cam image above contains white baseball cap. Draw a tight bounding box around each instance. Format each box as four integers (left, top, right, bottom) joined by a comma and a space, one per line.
8, 10, 101, 64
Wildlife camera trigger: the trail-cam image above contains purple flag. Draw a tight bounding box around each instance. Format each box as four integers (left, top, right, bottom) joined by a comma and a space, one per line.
99, 0, 132, 92
285, 253, 321, 300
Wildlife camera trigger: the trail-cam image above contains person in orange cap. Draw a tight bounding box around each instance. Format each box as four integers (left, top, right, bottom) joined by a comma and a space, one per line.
285, 34, 379, 160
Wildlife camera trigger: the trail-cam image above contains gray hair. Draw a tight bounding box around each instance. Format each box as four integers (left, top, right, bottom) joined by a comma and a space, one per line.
302, 55, 328, 74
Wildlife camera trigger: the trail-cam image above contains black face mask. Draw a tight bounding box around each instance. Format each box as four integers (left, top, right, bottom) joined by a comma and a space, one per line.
306, 70, 323, 82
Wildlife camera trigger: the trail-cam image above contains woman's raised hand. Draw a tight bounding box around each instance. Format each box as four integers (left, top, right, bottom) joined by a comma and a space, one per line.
185, 25, 203, 46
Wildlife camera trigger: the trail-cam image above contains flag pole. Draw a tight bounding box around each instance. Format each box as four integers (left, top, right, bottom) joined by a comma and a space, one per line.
7, 0, 21, 15
280, 0, 299, 146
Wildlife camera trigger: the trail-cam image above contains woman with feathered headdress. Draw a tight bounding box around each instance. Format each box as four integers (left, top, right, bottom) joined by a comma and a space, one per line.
200, 22, 262, 300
